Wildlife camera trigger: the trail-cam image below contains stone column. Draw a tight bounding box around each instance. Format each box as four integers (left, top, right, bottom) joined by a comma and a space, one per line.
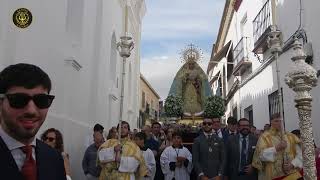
285, 38, 318, 180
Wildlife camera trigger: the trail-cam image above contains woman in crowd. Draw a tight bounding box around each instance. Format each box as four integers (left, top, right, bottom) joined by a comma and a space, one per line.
159, 128, 174, 152
41, 128, 72, 180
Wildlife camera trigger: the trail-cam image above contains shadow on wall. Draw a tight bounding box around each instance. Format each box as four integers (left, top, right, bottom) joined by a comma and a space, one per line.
240, 87, 273, 130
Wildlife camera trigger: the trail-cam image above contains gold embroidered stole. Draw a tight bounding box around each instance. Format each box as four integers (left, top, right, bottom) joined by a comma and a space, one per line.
252, 128, 301, 179
98, 138, 147, 180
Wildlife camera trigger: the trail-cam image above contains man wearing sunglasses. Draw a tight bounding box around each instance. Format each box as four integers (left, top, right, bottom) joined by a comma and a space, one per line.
192, 118, 226, 180
0, 63, 66, 180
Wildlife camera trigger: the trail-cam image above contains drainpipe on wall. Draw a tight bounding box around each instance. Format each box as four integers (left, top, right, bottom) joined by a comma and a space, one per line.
271, 0, 277, 25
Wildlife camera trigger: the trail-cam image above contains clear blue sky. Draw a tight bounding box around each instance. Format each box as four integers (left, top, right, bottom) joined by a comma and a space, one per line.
141, 0, 224, 100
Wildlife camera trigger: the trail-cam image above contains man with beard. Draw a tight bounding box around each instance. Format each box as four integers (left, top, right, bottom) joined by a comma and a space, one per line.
98, 121, 147, 180
192, 118, 226, 180
0, 63, 66, 180
225, 118, 258, 180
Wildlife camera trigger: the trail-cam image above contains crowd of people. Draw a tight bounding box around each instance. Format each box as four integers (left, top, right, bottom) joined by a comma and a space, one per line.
80, 116, 320, 180
1, 63, 320, 180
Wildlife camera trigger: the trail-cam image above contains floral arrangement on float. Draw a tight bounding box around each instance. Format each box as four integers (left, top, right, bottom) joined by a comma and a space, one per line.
164, 94, 183, 118
204, 95, 225, 118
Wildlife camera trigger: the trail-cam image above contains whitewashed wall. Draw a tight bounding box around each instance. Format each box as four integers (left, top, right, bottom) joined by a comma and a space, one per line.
0, 0, 146, 179
275, 0, 320, 145
222, 0, 267, 123
210, 0, 320, 146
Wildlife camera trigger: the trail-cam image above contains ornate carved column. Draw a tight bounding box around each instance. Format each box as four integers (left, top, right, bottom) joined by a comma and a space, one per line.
285, 38, 318, 180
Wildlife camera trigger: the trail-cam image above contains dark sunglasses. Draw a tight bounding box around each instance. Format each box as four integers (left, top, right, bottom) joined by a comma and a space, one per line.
203, 122, 212, 126
0, 93, 55, 109
45, 137, 56, 142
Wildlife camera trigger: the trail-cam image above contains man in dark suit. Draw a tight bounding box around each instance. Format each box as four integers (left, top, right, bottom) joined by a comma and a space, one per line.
212, 117, 229, 144
225, 118, 258, 180
193, 118, 226, 180
223, 116, 237, 137
0, 63, 66, 180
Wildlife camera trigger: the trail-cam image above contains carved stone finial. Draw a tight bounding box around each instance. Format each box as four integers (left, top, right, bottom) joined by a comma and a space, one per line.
117, 36, 134, 58
285, 39, 317, 90
267, 25, 283, 54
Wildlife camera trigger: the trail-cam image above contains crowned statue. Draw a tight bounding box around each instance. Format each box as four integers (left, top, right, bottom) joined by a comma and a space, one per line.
168, 44, 212, 118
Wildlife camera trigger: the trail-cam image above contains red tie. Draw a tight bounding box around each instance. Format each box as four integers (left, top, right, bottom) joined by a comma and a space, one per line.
21, 145, 37, 180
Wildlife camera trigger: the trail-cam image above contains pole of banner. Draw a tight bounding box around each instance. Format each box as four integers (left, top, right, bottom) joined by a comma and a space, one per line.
238, 72, 241, 118
267, 25, 284, 132
285, 38, 317, 180
116, 0, 134, 165
267, 25, 288, 167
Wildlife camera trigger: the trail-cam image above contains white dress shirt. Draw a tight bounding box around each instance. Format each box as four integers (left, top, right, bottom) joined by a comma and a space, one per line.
214, 129, 223, 139
203, 131, 214, 139
229, 130, 236, 135
0, 126, 36, 170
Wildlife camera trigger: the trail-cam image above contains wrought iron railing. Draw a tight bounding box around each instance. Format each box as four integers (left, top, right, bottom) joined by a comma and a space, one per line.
233, 37, 249, 65
253, 0, 273, 44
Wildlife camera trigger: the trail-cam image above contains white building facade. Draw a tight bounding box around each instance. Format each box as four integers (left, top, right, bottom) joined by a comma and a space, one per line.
0, 0, 146, 179
207, 0, 320, 145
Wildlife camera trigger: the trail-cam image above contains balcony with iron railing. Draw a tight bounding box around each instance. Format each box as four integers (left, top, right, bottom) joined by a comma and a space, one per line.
232, 37, 252, 75
252, 0, 273, 54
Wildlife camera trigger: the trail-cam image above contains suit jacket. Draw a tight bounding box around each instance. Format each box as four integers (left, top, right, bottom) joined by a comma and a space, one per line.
221, 128, 235, 144
0, 136, 67, 180
226, 134, 258, 180
192, 133, 226, 178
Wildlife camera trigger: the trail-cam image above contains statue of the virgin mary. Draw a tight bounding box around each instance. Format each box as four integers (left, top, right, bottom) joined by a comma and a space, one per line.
168, 44, 212, 117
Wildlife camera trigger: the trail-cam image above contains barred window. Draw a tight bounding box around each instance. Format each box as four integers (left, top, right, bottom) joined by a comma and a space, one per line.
268, 90, 284, 119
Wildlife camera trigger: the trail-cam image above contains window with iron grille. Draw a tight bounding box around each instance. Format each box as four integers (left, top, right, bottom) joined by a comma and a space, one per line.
268, 90, 279, 119
268, 89, 285, 120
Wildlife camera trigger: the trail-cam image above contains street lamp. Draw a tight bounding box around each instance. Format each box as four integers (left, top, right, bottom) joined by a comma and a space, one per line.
285, 38, 318, 180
